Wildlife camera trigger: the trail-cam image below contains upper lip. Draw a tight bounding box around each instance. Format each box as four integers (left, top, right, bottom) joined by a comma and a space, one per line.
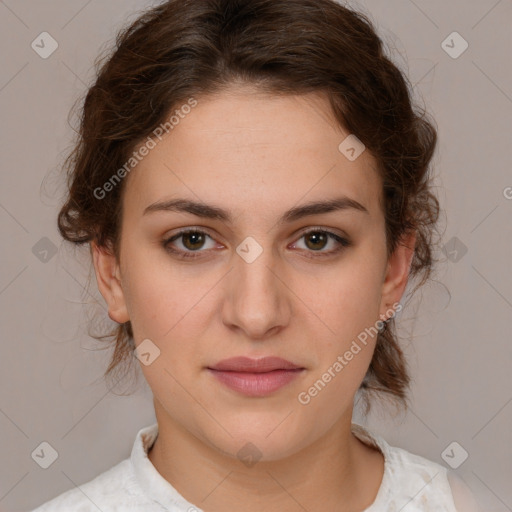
208, 356, 304, 373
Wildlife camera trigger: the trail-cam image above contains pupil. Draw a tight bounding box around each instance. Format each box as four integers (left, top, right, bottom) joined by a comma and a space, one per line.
184, 232, 204, 250
306, 232, 326, 250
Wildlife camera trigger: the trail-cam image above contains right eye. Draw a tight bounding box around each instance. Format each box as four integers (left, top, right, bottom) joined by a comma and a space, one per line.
162, 229, 219, 259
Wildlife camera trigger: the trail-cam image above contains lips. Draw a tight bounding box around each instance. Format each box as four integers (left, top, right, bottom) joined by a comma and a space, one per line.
207, 357, 305, 397
208, 356, 303, 373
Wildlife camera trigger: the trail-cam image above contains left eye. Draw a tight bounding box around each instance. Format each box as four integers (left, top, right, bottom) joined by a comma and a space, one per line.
163, 228, 351, 260
292, 230, 350, 254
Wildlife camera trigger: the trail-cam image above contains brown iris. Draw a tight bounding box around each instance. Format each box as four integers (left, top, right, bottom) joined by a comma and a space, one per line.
304, 231, 328, 251
182, 232, 206, 251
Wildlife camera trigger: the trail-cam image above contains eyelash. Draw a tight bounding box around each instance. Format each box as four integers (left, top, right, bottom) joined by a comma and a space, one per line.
162, 227, 351, 260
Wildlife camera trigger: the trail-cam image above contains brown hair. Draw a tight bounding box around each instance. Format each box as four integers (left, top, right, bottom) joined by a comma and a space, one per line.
57, 0, 441, 416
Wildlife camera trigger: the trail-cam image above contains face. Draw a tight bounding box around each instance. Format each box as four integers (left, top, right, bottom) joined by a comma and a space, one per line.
93, 86, 413, 461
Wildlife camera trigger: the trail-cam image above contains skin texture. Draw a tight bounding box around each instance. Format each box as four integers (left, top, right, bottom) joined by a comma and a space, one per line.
92, 85, 416, 511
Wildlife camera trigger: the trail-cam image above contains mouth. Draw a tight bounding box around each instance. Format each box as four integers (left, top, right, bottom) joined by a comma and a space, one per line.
207, 356, 305, 397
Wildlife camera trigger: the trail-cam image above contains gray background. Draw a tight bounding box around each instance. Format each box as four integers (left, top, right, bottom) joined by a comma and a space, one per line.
0, 0, 511, 511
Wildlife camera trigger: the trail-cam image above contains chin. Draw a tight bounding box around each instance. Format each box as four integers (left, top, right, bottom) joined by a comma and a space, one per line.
199, 414, 314, 463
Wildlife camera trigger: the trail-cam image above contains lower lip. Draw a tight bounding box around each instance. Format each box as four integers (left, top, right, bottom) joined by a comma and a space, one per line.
207, 368, 304, 397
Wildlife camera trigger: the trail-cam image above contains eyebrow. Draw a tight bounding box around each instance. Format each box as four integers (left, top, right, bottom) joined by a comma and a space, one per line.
143, 196, 369, 224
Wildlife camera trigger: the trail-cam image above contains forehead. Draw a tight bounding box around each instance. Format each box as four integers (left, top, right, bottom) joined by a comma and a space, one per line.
123, 88, 382, 221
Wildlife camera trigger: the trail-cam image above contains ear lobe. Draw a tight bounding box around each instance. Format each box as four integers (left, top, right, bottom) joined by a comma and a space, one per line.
379, 230, 416, 317
91, 241, 130, 324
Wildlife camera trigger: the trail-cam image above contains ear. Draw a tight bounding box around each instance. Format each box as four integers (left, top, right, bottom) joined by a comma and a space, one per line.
379, 230, 416, 318
91, 241, 130, 324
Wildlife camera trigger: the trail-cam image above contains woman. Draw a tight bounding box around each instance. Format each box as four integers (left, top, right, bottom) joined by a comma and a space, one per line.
32, 0, 479, 510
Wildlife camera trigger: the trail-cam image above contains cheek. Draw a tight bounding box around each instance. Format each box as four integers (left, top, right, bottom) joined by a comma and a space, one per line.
121, 272, 175, 341
314, 261, 384, 342
120, 245, 208, 340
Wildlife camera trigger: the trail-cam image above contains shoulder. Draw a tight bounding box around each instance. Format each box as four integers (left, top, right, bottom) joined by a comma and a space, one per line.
30, 458, 146, 511
352, 425, 471, 512
384, 444, 470, 511
30, 423, 164, 511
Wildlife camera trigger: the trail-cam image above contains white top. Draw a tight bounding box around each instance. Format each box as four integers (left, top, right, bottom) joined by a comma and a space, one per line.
31, 422, 479, 511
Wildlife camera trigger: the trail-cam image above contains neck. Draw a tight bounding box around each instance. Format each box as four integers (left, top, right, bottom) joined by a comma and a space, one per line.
147, 403, 384, 512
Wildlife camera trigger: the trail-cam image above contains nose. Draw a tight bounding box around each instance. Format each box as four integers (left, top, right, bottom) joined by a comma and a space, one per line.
221, 244, 291, 341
